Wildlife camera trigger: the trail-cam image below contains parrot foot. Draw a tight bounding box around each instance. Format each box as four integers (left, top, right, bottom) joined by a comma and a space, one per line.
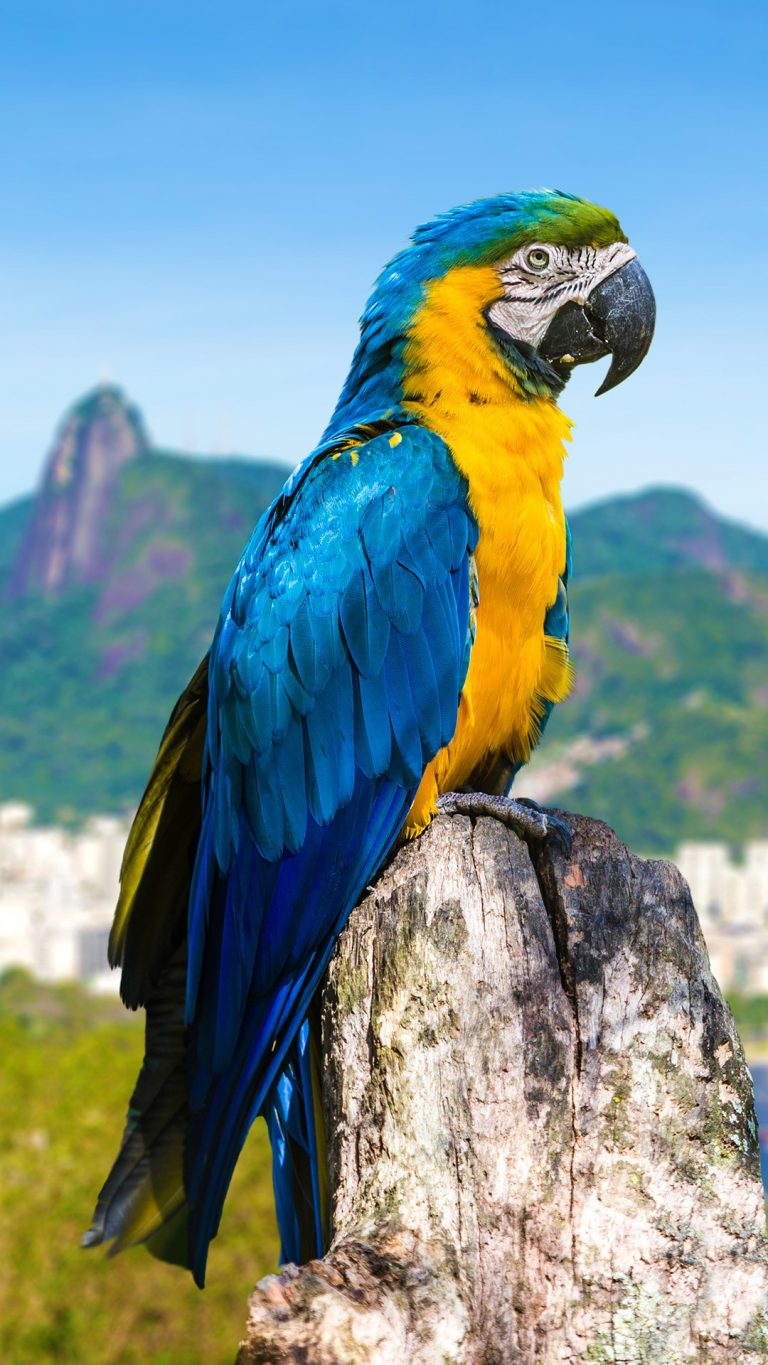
436, 792, 572, 855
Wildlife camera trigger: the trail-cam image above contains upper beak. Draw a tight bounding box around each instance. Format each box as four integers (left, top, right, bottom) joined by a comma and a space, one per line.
539, 257, 656, 395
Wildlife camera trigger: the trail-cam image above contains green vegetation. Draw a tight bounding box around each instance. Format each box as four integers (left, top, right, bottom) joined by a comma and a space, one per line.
0, 451, 288, 824
543, 562, 768, 852
1, 459, 766, 854
0, 494, 32, 581
726, 992, 768, 1043
0, 969, 278, 1365
570, 486, 768, 581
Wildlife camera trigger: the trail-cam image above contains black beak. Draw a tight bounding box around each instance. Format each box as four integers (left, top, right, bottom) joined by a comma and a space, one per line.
539, 258, 656, 396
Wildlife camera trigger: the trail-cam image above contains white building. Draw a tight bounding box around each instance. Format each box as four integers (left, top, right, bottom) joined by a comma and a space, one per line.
0, 802, 129, 992
1, 801, 767, 998
675, 840, 768, 994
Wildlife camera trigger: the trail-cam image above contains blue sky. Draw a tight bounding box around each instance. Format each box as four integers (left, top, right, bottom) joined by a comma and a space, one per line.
1, 0, 766, 527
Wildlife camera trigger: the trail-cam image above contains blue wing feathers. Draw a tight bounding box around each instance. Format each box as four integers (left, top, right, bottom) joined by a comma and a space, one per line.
212, 761, 242, 871
245, 666, 273, 752
420, 583, 460, 736
263, 1018, 323, 1261
305, 685, 346, 826
450, 555, 471, 618
180, 423, 477, 1282
267, 671, 292, 745
187, 776, 415, 1281
273, 722, 308, 854
307, 599, 346, 676
432, 575, 462, 680
368, 557, 425, 634
354, 669, 392, 777
260, 624, 289, 675
359, 486, 402, 566
285, 599, 318, 692
384, 632, 425, 786
401, 624, 443, 756
398, 532, 440, 587
185, 807, 215, 1021
280, 663, 314, 719
339, 566, 391, 677
425, 504, 453, 566
198, 885, 248, 1074
250, 748, 286, 859
447, 504, 473, 570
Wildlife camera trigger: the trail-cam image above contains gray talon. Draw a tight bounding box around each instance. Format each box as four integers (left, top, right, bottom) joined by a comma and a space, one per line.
437, 792, 570, 851
516, 798, 573, 854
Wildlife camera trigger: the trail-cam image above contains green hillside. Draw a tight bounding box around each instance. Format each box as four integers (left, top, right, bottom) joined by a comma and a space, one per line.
0, 494, 32, 581
511, 488, 767, 851
0, 450, 289, 823
1, 446, 766, 852
570, 486, 768, 580
530, 563, 768, 851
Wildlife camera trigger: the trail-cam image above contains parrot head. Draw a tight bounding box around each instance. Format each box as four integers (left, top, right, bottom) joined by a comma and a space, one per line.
476, 193, 655, 397
328, 191, 655, 437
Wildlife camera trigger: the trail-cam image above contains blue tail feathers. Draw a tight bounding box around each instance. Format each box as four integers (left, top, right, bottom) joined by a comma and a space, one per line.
183, 775, 414, 1285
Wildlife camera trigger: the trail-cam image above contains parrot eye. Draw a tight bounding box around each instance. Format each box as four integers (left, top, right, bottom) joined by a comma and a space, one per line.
526, 247, 551, 272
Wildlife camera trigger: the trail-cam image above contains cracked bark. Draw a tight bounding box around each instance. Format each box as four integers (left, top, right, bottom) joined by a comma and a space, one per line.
238, 813, 768, 1364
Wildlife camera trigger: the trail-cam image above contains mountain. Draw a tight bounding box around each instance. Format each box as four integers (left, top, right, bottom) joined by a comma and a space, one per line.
0, 386, 766, 852
6, 385, 150, 597
570, 487, 768, 581
0, 387, 289, 822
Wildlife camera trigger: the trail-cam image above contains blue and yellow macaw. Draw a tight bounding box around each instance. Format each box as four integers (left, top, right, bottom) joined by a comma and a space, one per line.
84, 190, 654, 1286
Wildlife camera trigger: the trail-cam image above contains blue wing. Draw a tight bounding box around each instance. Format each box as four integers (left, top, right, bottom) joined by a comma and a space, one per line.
183, 421, 477, 1282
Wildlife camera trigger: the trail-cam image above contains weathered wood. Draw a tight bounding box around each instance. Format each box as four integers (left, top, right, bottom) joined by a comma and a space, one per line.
238, 813, 768, 1363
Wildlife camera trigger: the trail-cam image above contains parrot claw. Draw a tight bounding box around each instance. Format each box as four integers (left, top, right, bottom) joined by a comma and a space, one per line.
437, 792, 572, 855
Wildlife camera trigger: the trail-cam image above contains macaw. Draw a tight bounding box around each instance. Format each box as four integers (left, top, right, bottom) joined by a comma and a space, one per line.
84, 190, 654, 1286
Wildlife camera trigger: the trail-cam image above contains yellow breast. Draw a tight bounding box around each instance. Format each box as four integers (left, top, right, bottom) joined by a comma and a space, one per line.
399, 265, 573, 835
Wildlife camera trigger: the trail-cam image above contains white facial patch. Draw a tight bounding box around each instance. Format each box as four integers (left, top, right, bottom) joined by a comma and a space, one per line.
488, 240, 637, 349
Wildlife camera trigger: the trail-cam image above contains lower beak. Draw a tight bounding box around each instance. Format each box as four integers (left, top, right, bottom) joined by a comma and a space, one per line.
539, 257, 656, 395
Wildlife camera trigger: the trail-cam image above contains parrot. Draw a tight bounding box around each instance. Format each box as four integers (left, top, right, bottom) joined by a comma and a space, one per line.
83, 190, 655, 1287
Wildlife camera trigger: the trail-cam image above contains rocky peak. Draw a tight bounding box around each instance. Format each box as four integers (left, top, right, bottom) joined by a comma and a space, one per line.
7, 385, 150, 597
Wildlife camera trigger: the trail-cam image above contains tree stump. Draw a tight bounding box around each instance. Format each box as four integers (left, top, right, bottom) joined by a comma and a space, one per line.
238, 813, 768, 1363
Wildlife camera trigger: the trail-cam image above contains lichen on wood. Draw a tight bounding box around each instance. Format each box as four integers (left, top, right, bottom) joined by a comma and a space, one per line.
239, 813, 768, 1364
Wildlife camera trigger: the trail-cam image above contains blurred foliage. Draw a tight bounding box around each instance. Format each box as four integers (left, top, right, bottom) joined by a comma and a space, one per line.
0, 969, 279, 1365
727, 991, 768, 1039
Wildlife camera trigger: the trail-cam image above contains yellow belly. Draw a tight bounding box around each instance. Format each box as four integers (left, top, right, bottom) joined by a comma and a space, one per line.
402, 543, 572, 837
397, 263, 574, 837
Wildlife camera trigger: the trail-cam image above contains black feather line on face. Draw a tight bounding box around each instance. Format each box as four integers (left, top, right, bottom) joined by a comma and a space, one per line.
484, 312, 567, 400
